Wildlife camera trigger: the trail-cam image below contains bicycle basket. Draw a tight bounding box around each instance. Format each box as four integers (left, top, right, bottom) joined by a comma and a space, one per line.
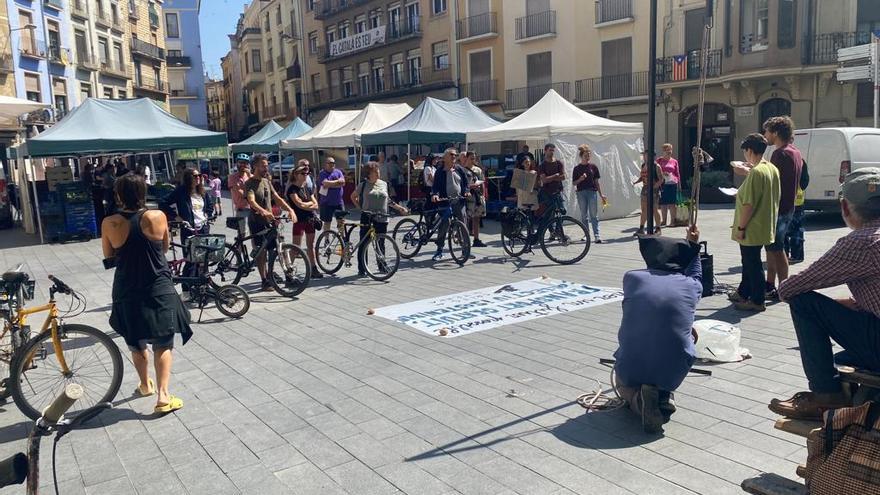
226, 216, 245, 231
186, 235, 226, 264
500, 209, 521, 237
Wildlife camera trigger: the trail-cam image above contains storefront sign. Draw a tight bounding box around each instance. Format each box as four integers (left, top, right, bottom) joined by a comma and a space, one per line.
329, 26, 387, 58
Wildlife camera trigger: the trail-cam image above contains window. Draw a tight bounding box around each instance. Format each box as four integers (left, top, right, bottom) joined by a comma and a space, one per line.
372, 59, 384, 91
264, 13, 270, 31
169, 71, 185, 95
338, 21, 349, 39
684, 8, 705, 54
47, 21, 61, 59
355, 15, 366, 34
276, 6, 282, 25
342, 67, 353, 97
308, 32, 318, 54
270, 84, 276, 106
98, 37, 110, 62
369, 10, 382, 28
432, 0, 447, 15
358, 62, 370, 94
53, 79, 67, 116
267, 45, 274, 71
306, 0, 315, 11
468, 50, 492, 101
601, 37, 632, 98
857, 0, 880, 37
325, 27, 336, 45
165, 12, 180, 38
527, 51, 552, 105
74, 30, 89, 63
168, 49, 182, 57
103, 86, 114, 99
128, 0, 136, 16
79, 82, 92, 102
311, 73, 321, 91
388, 6, 401, 36
740, 0, 769, 52
251, 49, 261, 72
391, 53, 404, 87
777, 0, 797, 49
111, 2, 119, 24
118, 90, 126, 99
18, 11, 35, 55
24, 73, 41, 102
857, 82, 873, 118
113, 41, 124, 65
432, 41, 448, 70
407, 48, 421, 84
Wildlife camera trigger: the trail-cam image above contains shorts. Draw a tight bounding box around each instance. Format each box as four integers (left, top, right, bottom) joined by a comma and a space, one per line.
641, 186, 660, 200
319, 204, 345, 223
291, 219, 316, 236
248, 216, 276, 251
128, 334, 175, 352
765, 212, 793, 252
659, 183, 679, 205
467, 198, 486, 218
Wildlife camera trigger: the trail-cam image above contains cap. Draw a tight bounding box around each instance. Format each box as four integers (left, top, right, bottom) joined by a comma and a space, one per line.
235, 153, 250, 162
842, 167, 880, 209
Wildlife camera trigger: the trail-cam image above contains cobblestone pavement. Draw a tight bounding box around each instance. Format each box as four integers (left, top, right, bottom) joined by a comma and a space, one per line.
0, 200, 851, 495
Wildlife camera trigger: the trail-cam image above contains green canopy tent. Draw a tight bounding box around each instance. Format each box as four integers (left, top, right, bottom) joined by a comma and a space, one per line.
229, 120, 283, 154
246, 117, 313, 184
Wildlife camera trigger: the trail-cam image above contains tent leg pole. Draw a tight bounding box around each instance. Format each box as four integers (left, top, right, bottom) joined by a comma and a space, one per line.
407, 143, 411, 203
32, 158, 43, 244
148, 154, 155, 184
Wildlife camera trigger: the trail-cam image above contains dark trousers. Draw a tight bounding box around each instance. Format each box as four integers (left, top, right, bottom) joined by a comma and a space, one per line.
784, 206, 805, 260
357, 214, 387, 274
737, 244, 765, 304
789, 291, 880, 393
435, 202, 464, 250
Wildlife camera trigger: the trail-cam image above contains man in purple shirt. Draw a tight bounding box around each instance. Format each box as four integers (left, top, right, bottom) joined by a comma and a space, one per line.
763, 116, 803, 299
614, 226, 702, 434
769, 168, 880, 420
318, 157, 346, 231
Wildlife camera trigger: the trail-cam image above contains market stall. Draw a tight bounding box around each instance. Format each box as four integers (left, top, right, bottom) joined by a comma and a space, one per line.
247, 117, 313, 184
467, 89, 644, 220
228, 120, 284, 154
361, 97, 500, 201
0, 96, 49, 231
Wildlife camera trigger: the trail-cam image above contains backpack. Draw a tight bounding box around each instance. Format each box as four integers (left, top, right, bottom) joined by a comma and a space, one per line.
805, 401, 880, 495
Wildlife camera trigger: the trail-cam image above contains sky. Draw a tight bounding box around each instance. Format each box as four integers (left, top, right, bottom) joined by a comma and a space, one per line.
199, 0, 250, 80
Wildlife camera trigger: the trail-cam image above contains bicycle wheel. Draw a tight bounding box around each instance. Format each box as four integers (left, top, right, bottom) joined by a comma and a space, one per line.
10, 323, 122, 420
211, 243, 244, 285
215, 284, 250, 318
268, 243, 311, 298
500, 210, 530, 258
540, 215, 590, 265
392, 218, 425, 259
446, 220, 471, 266
315, 230, 345, 274
0, 326, 14, 400
360, 233, 400, 282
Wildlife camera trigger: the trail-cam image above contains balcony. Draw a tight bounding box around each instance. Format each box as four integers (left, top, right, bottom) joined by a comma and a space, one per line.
313, 0, 371, 20
276, 55, 285, 70
246, 112, 259, 126
99, 57, 130, 79
308, 66, 454, 110
110, 14, 125, 33
594, 0, 633, 25
133, 71, 167, 93
131, 38, 166, 61
655, 49, 722, 83
95, 10, 112, 28
318, 17, 422, 62
456, 12, 498, 41
167, 55, 191, 67
266, 58, 274, 73
128, 0, 139, 19
48, 45, 72, 65
575, 71, 648, 103
515, 11, 556, 41
262, 103, 283, 120
241, 27, 261, 40
75, 52, 99, 70
243, 70, 265, 90
506, 82, 570, 111
803, 31, 874, 66
460, 79, 498, 104
285, 62, 302, 81
44, 0, 64, 10
19, 39, 48, 59
71, 0, 88, 18
0, 54, 12, 73
170, 88, 198, 97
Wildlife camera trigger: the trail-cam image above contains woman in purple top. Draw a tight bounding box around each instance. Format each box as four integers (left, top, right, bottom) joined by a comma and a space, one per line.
657, 143, 680, 226
209, 170, 223, 216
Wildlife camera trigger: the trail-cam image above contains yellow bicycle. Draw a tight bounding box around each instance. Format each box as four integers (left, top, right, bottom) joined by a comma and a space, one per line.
0, 267, 122, 420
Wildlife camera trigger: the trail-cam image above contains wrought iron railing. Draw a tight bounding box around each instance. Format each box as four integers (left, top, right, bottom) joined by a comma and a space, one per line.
286, 63, 301, 80
131, 37, 166, 60
515, 10, 556, 40
460, 79, 498, 103
19, 38, 48, 58
575, 71, 648, 102
75, 52, 99, 70
99, 57, 129, 78
506, 82, 570, 110
319, 17, 422, 62
456, 12, 498, 40
655, 49, 722, 83
134, 71, 166, 92
313, 0, 371, 20
167, 55, 191, 67
594, 0, 632, 24
309, 67, 453, 108
802, 31, 874, 65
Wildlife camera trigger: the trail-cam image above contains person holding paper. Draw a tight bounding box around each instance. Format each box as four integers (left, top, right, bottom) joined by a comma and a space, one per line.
514, 157, 539, 211
318, 157, 346, 232
730, 134, 780, 312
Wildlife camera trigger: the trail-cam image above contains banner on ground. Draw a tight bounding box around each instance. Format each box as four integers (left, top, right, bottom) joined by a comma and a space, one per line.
373, 278, 624, 338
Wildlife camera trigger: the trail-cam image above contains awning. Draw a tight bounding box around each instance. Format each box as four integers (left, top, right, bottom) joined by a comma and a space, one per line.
362, 97, 500, 146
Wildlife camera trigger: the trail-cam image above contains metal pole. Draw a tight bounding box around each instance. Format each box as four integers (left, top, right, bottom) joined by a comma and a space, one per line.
646, 0, 658, 234
407, 143, 411, 202
873, 31, 879, 128
31, 158, 44, 244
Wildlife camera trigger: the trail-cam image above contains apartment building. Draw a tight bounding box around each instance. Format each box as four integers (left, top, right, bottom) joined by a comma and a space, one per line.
300, 0, 458, 121
205, 78, 226, 132
69, 0, 133, 105
164, 0, 207, 127
129, 0, 170, 104
454, 0, 504, 115
655, 0, 878, 181
221, 49, 245, 139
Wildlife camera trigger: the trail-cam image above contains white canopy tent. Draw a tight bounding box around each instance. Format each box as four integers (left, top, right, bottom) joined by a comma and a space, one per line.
305, 103, 412, 149
468, 89, 644, 220
280, 110, 361, 150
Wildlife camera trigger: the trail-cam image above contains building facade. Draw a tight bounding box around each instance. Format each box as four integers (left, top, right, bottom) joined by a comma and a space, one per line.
300, 0, 458, 122
164, 0, 207, 127
205, 77, 226, 132
220, 48, 244, 139
129, 0, 170, 104
655, 0, 878, 183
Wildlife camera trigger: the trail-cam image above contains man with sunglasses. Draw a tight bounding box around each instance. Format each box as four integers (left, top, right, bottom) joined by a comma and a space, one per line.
245, 154, 297, 290
318, 156, 346, 232
430, 148, 469, 261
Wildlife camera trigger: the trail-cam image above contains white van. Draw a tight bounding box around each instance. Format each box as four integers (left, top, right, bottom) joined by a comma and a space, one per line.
787, 128, 880, 211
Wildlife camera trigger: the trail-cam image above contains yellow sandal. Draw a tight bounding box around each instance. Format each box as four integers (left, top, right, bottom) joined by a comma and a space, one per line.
136, 378, 155, 397
154, 395, 183, 415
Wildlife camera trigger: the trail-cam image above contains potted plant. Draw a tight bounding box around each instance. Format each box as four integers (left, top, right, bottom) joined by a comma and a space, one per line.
698, 170, 735, 204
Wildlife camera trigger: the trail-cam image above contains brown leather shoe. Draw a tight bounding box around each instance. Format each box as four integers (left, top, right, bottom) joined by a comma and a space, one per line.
768, 391, 851, 420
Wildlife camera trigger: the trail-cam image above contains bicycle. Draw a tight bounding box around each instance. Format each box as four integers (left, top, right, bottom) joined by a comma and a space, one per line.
211, 216, 311, 298
391, 198, 471, 266
0, 383, 112, 495
167, 222, 251, 322
0, 268, 122, 421
314, 210, 401, 281
499, 198, 591, 265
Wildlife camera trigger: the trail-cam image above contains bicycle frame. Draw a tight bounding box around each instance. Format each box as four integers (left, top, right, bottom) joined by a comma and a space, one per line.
13, 302, 70, 376
340, 220, 378, 261
233, 223, 281, 272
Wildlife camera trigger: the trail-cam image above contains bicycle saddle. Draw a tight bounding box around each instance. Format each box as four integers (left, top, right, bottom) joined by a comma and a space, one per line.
333, 210, 350, 219
1, 272, 28, 284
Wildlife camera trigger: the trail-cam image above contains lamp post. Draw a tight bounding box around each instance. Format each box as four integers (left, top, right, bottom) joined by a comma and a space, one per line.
646, 0, 658, 235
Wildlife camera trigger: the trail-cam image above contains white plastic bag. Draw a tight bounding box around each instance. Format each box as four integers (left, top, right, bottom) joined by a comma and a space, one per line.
693, 319, 751, 363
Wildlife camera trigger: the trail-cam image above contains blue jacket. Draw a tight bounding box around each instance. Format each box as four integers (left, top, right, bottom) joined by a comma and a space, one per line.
159, 184, 214, 227
431, 165, 467, 207
613, 255, 702, 392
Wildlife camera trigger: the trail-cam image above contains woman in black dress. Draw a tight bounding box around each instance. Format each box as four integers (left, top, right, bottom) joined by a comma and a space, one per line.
101, 174, 191, 414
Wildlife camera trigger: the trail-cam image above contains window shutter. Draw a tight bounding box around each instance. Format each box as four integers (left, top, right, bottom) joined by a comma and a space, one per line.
25, 74, 40, 93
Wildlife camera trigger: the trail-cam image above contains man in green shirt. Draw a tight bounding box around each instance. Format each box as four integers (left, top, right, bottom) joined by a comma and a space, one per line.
730, 133, 781, 312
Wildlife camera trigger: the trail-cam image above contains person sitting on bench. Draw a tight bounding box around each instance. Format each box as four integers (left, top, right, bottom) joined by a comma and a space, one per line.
770, 167, 880, 420
614, 226, 702, 434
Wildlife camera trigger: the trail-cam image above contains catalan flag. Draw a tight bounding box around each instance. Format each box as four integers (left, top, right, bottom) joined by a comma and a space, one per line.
672, 55, 688, 81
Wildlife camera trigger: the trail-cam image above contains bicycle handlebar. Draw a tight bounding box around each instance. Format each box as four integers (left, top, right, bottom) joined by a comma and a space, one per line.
47, 275, 72, 295
41, 383, 83, 424
0, 453, 27, 488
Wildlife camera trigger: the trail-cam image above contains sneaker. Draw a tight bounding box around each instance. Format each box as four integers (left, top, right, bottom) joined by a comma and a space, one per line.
633, 228, 645, 237
594, 237, 602, 244
260, 280, 273, 292
727, 291, 745, 303
311, 268, 323, 279
768, 391, 851, 420
472, 239, 487, 248
789, 257, 804, 264
766, 288, 780, 302
734, 300, 766, 312
639, 385, 664, 434
432, 249, 443, 261
659, 392, 676, 424
580, 235, 589, 242
654, 227, 662, 235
